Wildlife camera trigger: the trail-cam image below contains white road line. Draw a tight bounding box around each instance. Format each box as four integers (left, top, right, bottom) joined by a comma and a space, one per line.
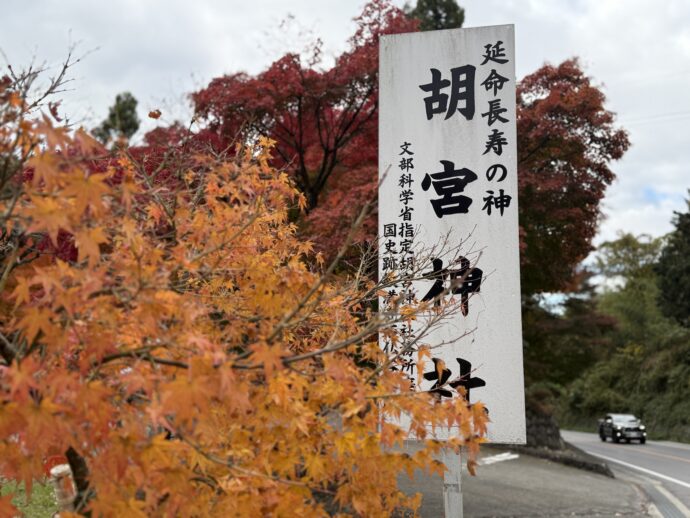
590, 452, 690, 490
652, 480, 690, 517
478, 452, 519, 465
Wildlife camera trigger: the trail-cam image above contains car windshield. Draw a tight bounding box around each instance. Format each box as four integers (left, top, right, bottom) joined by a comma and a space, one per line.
612, 414, 638, 424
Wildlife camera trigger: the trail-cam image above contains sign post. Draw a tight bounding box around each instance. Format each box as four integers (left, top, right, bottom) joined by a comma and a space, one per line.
379, 25, 525, 517
441, 448, 463, 515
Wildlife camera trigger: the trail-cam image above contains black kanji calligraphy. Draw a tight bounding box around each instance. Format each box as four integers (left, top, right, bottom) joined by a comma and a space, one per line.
481, 99, 509, 126
421, 257, 482, 315
424, 357, 486, 401
399, 189, 414, 205
419, 69, 448, 119
482, 189, 512, 216
383, 334, 397, 354
447, 65, 476, 120
383, 223, 397, 238
449, 256, 483, 317
449, 358, 486, 401
399, 256, 413, 271
398, 173, 413, 189
399, 157, 414, 172
400, 239, 414, 254
382, 256, 398, 271
421, 160, 477, 218
480, 69, 509, 95
384, 289, 398, 305
483, 129, 508, 156
421, 258, 446, 307
398, 222, 414, 238
384, 239, 397, 254
480, 41, 508, 65
400, 357, 416, 374
399, 324, 413, 340
419, 66, 476, 121
423, 358, 453, 398
399, 205, 414, 221
399, 142, 414, 155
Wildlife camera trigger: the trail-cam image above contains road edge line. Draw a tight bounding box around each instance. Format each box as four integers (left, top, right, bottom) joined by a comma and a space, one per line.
651, 480, 690, 516
591, 452, 690, 490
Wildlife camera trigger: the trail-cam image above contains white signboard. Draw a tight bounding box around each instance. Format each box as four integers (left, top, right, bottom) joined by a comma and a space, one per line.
379, 25, 525, 443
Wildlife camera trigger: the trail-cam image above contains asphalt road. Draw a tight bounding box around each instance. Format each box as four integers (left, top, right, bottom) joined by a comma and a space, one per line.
562, 430, 690, 517
399, 441, 654, 517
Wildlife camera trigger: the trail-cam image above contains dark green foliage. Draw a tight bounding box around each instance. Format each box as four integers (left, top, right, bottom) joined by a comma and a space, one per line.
93, 92, 140, 143
595, 234, 674, 348
522, 274, 617, 422
564, 333, 690, 441
598, 275, 676, 350
656, 196, 690, 326
404, 0, 464, 31
558, 233, 690, 442
523, 278, 616, 390
596, 232, 663, 280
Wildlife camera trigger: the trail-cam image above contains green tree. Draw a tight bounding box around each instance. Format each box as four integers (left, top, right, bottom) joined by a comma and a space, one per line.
596, 233, 672, 350
561, 233, 690, 440
596, 232, 663, 280
93, 92, 140, 143
523, 274, 616, 390
656, 195, 690, 326
404, 0, 465, 31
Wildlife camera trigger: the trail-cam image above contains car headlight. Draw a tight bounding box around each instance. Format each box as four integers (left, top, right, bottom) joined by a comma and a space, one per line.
639, 425, 645, 430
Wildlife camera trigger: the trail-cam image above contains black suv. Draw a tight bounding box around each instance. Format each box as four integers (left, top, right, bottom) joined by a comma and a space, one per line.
599, 413, 647, 444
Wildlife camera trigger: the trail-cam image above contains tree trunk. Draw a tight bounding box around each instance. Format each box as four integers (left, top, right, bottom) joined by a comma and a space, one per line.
65, 446, 91, 513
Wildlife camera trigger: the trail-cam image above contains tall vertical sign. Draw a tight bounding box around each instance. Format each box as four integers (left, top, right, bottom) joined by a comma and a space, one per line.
379, 25, 525, 443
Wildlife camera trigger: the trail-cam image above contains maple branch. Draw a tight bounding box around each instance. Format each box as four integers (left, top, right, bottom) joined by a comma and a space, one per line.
66, 446, 93, 513
294, 94, 312, 197
0, 125, 38, 198
189, 475, 224, 494
365, 389, 439, 400
282, 316, 384, 365
240, 247, 475, 370
24, 47, 83, 112
180, 435, 336, 496
362, 247, 484, 385
334, 97, 376, 151
0, 244, 19, 295
314, 98, 330, 161
266, 195, 373, 344
0, 331, 17, 365
93, 348, 189, 371
258, 168, 395, 351
310, 94, 367, 201
124, 148, 177, 225
334, 85, 374, 149
1, 185, 24, 224
188, 210, 260, 263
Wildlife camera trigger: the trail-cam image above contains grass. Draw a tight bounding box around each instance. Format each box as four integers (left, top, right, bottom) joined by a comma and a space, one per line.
0, 480, 57, 517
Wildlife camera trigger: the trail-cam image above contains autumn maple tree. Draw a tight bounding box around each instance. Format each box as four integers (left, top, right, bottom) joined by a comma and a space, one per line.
185, 3, 629, 295
516, 59, 629, 294
0, 62, 487, 516
188, 1, 417, 258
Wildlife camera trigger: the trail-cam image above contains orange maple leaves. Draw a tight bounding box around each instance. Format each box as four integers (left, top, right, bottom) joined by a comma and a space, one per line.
0, 106, 487, 517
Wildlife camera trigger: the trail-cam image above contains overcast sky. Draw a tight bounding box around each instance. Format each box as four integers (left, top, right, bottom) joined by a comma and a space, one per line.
2, 0, 689, 245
